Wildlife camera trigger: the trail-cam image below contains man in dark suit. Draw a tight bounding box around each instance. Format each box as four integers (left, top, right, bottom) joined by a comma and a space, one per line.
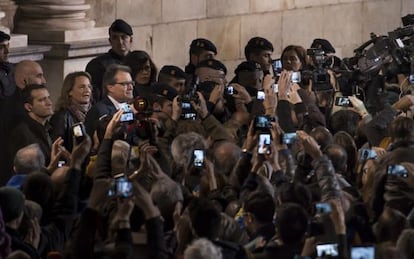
84, 64, 134, 138
85, 19, 133, 102
0, 60, 47, 185
8, 84, 54, 168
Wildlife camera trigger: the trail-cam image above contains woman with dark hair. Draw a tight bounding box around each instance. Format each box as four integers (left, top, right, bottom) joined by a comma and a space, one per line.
50, 71, 92, 151
281, 45, 308, 72
123, 50, 157, 98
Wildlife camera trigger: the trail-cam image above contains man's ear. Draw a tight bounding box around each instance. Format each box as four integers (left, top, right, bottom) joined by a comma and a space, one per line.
24, 103, 32, 112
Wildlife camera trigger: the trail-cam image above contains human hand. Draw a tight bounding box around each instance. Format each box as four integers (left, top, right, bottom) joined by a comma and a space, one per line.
232, 83, 252, 104
112, 198, 134, 224
88, 178, 112, 211
328, 199, 346, 235
192, 92, 209, 119
277, 70, 292, 100
104, 109, 123, 139
47, 137, 71, 173
132, 181, 160, 219
297, 130, 323, 160
242, 119, 257, 153
392, 94, 414, 111
349, 95, 368, 117
171, 96, 182, 121
208, 83, 224, 105
24, 218, 41, 249
70, 134, 92, 170
300, 237, 316, 256
288, 83, 302, 104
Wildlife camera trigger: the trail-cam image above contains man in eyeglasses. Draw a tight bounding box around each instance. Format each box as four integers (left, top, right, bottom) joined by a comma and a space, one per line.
86, 19, 133, 103
85, 64, 134, 137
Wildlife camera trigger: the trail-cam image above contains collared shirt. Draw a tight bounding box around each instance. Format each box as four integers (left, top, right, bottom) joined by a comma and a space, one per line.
107, 95, 123, 110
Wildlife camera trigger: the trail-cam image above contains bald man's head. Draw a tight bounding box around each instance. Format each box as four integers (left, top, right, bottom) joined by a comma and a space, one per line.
14, 60, 46, 89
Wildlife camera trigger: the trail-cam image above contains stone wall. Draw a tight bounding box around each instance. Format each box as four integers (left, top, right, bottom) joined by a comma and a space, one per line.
86, 0, 414, 75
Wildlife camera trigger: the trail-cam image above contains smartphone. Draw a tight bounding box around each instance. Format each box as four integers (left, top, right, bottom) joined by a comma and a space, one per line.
181, 102, 192, 109
351, 245, 375, 259
409, 74, 414, 84
273, 83, 279, 94
71, 122, 86, 143
335, 96, 352, 107
193, 149, 205, 168
182, 112, 197, 120
120, 103, 134, 122
258, 133, 271, 154
108, 174, 133, 198
280, 132, 298, 145
316, 243, 339, 257
315, 202, 332, 214
57, 161, 66, 168
359, 149, 377, 161
272, 59, 283, 76
254, 115, 271, 132
226, 85, 237, 95
291, 71, 301, 83
257, 90, 265, 100
387, 164, 408, 178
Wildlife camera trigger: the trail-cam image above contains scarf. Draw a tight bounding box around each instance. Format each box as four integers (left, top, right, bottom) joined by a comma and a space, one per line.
67, 100, 90, 122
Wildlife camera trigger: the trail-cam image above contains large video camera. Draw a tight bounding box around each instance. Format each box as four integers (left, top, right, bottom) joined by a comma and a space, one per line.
305, 48, 332, 91
341, 14, 414, 85
126, 97, 156, 146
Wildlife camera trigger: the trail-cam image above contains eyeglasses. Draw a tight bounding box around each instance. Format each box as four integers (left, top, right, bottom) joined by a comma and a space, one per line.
113, 81, 135, 87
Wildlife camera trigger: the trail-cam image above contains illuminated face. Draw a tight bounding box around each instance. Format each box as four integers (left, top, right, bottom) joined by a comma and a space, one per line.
109, 31, 133, 57
26, 88, 53, 120
134, 60, 151, 85
108, 70, 134, 102
69, 76, 92, 105
251, 50, 273, 72
282, 50, 302, 72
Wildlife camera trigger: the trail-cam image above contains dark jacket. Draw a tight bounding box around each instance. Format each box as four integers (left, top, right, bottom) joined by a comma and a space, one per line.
0, 87, 26, 185
85, 49, 125, 102
84, 96, 117, 138
8, 115, 52, 164
38, 167, 83, 257
49, 109, 79, 152
6, 227, 39, 259
371, 144, 414, 218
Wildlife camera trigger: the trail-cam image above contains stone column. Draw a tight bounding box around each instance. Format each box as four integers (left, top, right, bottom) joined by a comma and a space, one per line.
0, 0, 16, 30
12, 0, 110, 103
14, 0, 95, 39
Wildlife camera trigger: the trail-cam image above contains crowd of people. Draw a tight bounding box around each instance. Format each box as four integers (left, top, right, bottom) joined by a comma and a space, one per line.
0, 17, 413, 259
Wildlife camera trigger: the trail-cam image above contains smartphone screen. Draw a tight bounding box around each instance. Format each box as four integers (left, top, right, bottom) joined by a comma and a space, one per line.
258, 134, 271, 154
387, 164, 408, 178
291, 71, 301, 83
257, 90, 265, 100
316, 243, 339, 257
72, 122, 86, 143
193, 149, 205, 168
335, 96, 352, 107
281, 132, 298, 145
315, 202, 332, 214
255, 115, 270, 132
351, 246, 375, 259
272, 59, 282, 76
359, 149, 377, 161
120, 103, 134, 122
226, 85, 235, 95
108, 175, 133, 198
